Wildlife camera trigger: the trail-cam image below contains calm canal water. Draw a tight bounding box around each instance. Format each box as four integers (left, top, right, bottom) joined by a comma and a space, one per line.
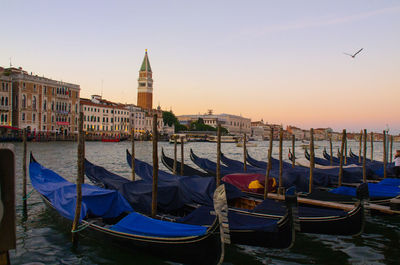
8, 140, 400, 265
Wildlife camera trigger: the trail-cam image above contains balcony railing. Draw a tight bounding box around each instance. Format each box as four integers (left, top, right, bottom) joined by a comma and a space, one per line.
0, 105, 10, 110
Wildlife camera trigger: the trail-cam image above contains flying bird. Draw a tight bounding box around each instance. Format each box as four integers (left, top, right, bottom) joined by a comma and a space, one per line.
343, 48, 363, 58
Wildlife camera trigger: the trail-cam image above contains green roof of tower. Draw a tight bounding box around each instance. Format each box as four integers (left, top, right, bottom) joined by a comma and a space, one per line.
140, 50, 152, 72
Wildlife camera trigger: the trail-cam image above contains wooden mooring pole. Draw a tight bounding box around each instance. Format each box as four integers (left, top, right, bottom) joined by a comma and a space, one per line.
0, 145, 16, 265
370, 132, 374, 161
309, 128, 315, 193
358, 130, 362, 163
338, 129, 346, 186
72, 112, 84, 246
291, 134, 295, 168
264, 128, 273, 199
152, 114, 158, 218
329, 135, 333, 166
344, 131, 347, 165
216, 124, 221, 186
180, 136, 184, 176
131, 128, 135, 181
363, 129, 367, 183
173, 136, 177, 175
383, 130, 387, 178
278, 128, 283, 195
22, 129, 27, 218
390, 135, 393, 163
243, 133, 247, 172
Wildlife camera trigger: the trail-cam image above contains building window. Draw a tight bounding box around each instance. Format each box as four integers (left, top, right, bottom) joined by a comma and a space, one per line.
1, 97, 3, 106
22, 95, 26, 108
51, 102, 54, 111
23, 82, 26, 88
22, 113, 25, 121
43, 115, 46, 122
43, 126, 46, 130
33, 96, 37, 110
33, 114, 36, 122
43, 100, 47, 110
52, 116, 54, 122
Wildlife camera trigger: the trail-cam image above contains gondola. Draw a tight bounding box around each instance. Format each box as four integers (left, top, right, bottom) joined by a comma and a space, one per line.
87, 154, 296, 248
248, 150, 400, 204
159, 150, 367, 236
29, 153, 223, 265
191, 149, 349, 192
161, 148, 209, 177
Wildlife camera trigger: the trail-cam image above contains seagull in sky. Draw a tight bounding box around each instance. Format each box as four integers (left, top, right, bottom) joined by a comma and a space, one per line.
343, 48, 363, 58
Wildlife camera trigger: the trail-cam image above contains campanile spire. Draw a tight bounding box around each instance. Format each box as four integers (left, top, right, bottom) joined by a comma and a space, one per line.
137, 50, 153, 109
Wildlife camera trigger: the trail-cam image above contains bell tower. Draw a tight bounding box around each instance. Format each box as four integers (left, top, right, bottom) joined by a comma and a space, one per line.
137, 49, 153, 110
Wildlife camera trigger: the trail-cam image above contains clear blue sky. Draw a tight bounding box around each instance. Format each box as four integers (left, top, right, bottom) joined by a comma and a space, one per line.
1, 0, 399, 134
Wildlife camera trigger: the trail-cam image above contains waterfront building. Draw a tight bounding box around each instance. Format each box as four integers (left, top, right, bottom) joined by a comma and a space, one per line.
80, 95, 130, 137
250, 120, 283, 140
81, 96, 172, 138
178, 113, 251, 135
137, 50, 153, 110
0, 73, 12, 126
2, 67, 80, 134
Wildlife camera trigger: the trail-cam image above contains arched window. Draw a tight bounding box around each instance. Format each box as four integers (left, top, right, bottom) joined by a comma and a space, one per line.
43, 100, 47, 110
22, 95, 26, 108
33, 96, 37, 110
1, 97, 4, 105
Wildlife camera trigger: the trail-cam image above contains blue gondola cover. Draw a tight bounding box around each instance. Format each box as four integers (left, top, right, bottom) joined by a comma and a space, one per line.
30, 160, 133, 221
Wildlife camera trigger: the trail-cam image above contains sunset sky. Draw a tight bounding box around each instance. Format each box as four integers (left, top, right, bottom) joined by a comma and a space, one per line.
1, 0, 399, 133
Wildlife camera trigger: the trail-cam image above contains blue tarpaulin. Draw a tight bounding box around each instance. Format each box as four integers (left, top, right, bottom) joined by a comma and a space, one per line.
329, 183, 400, 199
85, 158, 244, 215
111, 212, 207, 237
378, 178, 400, 186
176, 205, 279, 232
29, 160, 133, 221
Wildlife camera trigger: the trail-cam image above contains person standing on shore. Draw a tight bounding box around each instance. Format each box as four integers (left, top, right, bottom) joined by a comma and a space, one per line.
395, 150, 400, 178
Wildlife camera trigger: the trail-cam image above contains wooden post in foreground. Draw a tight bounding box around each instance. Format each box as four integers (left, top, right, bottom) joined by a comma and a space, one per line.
329, 135, 333, 166
278, 128, 283, 195
291, 134, 295, 168
173, 136, 177, 175
370, 132, 374, 161
338, 129, 346, 186
309, 128, 315, 193
131, 128, 135, 181
152, 114, 158, 218
180, 136, 184, 176
363, 129, 367, 183
243, 133, 247, 172
72, 112, 84, 245
344, 132, 347, 165
358, 130, 362, 163
383, 130, 387, 178
22, 129, 27, 218
216, 124, 221, 186
264, 128, 273, 199
390, 135, 393, 163
0, 145, 17, 265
